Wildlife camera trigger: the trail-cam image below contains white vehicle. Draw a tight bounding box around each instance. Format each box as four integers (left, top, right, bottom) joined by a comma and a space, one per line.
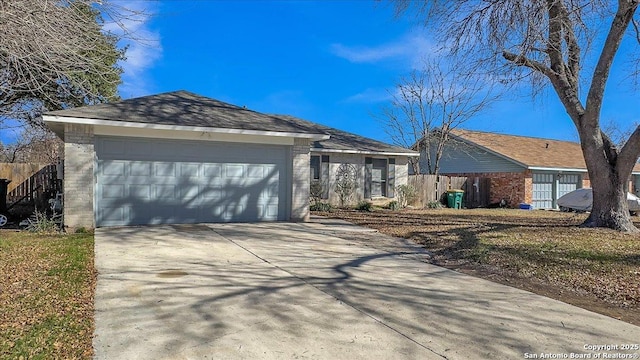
557, 188, 640, 212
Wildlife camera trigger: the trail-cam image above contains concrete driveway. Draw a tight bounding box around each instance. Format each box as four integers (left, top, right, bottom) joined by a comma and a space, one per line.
94, 218, 640, 359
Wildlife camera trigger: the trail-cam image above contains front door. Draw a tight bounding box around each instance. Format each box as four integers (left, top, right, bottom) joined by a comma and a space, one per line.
371, 159, 387, 197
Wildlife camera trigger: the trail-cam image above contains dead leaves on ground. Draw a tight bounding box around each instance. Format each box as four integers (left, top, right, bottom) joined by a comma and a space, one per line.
0, 231, 95, 359
317, 208, 640, 324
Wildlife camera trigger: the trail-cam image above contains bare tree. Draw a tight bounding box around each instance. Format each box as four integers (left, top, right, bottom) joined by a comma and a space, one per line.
381, 59, 494, 176
393, 1, 640, 232
0, 0, 141, 127
601, 119, 640, 150
1, 0, 148, 168
0, 126, 62, 163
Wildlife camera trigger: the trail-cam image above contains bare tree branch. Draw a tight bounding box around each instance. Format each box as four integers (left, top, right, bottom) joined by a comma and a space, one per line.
633, 17, 640, 44
0, 0, 143, 128
583, 1, 638, 129
392, 0, 640, 231
381, 58, 495, 176
618, 124, 640, 175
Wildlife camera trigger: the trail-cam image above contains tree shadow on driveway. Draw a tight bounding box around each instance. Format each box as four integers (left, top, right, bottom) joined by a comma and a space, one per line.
93, 224, 640, 360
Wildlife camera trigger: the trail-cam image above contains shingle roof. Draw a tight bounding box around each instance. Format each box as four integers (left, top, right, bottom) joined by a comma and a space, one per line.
45, 90, 416, 156
451, 129, 640, 172
46, 90, 325, 135
275, 115, 416, 155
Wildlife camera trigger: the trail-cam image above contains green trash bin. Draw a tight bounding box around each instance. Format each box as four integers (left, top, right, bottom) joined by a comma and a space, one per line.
447, 189, 464, 209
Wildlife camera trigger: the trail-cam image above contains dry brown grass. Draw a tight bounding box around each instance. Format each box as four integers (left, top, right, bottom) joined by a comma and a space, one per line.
0, 231, 95, 359
316, 208, 640, 325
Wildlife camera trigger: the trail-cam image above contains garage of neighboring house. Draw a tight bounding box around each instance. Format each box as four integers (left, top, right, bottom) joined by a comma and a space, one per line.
423, 129, 640, 209
94, 136, 288, 226
531, 172, 582, 209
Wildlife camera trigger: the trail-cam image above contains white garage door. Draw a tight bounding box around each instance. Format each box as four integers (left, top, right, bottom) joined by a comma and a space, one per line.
95, 136, 289, 226
532, 173, 554, 209
558, 174, 580, 199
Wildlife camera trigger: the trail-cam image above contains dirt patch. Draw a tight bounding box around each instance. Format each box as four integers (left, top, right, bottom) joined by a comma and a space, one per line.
315, 208, 640, 326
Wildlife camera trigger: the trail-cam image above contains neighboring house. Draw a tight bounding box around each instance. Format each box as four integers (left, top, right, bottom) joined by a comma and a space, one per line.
43, 91, 417, 228
419, 129, 640, 209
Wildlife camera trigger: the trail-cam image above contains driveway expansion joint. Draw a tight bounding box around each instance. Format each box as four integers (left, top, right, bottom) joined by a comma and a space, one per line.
207, 226, 450, 360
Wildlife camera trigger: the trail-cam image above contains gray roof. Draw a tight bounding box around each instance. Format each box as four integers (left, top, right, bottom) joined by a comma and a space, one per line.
275, 115, 415, 155
45, 90, 415, 155
46, 90, 324, 135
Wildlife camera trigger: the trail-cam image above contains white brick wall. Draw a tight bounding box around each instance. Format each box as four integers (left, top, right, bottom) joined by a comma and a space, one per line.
64, 124, 95, 229
291, 138, 310, 221
395, 156, 409, 188
314, 153, 411, 206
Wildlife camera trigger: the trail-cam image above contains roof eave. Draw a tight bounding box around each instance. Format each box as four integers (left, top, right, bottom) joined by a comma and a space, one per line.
311, 148, 419, 157
529, 166, 640, 176
42, 115, 330, 141
527, 166, 588, 172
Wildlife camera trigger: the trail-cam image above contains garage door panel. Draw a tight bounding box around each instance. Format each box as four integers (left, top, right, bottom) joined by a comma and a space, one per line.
200, 187, 223, 200
263, 183, 279, 199
203, 164, 222, 177
102, 184, 125, 198
155, 185, 177, 200
179, 163, 200, 177
532, 173, 554, 209
181, 186, 201, 204
201, 205, 224, 219
96, 136, 287, 226
129, 184, 151, 200
247, 165, 264, 178
99, 205, 127, 224
130, 162, 151, 176
154, 163, 176, 177
265, 204, 279, 218
225, 164, 244, 178
223, 205, 244, 221
102, 161, 126, 176
558, 174, 580, 199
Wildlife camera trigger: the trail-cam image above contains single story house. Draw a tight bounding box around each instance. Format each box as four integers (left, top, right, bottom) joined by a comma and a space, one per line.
419, 129, 640, 209
43, 91, 417, 228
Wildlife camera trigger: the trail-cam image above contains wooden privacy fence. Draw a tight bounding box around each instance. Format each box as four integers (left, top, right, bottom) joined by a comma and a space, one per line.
0, 163, 49, 193
3, 163, 62, 207
408, 174, 491, 208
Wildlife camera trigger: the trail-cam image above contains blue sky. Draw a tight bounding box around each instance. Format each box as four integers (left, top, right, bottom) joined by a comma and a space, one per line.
8, 0, 639, 145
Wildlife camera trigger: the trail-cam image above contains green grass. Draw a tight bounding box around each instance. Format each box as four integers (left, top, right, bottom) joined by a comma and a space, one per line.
0, 231, 95, 359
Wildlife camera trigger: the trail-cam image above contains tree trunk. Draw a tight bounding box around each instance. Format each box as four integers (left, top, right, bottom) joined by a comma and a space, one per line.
408, 156, 420, 175
580, 142, 638, 232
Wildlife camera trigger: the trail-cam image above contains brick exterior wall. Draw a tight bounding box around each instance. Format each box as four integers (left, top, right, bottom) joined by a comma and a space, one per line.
523, 170, 533, 204
64, 124, 95, 229
443, 171, 528, 207
291, 138, 310, 221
